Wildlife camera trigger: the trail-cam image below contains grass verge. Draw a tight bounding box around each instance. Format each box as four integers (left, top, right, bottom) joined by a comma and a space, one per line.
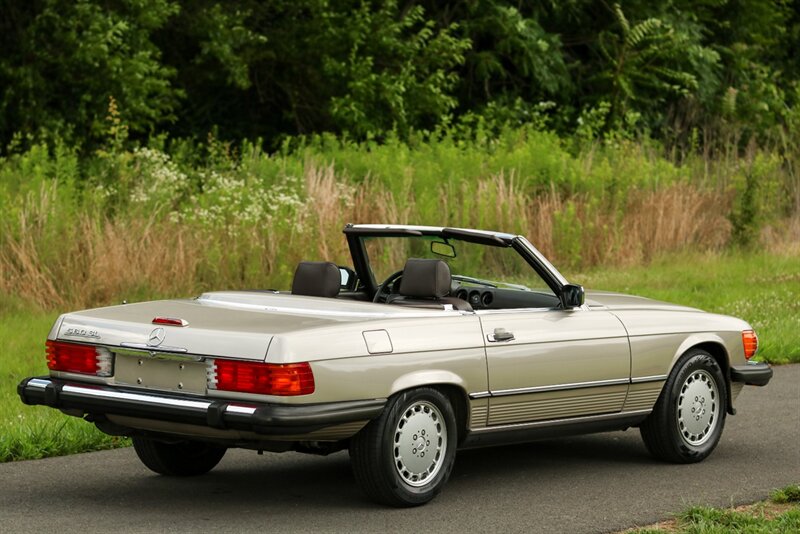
625, 484, 800, 533
2, 250, 797, 462
0, 311, 129, 462
569, 250, 800, 364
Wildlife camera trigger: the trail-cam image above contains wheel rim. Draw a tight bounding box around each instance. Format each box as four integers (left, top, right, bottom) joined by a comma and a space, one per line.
676, 369, 720, 446
393, 400, 447, 487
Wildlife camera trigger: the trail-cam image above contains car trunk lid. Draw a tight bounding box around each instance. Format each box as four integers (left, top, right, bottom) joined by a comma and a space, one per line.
55, 291, 432, 361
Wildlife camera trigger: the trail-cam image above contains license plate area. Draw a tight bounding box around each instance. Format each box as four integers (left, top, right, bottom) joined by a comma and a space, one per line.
114, 352, 207, 394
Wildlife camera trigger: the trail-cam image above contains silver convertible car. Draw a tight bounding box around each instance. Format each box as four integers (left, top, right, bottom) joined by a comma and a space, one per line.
18, 224, 772, 506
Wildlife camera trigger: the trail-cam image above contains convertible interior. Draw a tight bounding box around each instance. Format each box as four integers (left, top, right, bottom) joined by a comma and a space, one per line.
290, 258, 561, 311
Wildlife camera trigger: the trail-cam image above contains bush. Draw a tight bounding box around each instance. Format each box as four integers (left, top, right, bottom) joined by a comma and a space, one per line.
0, 125, 796, 311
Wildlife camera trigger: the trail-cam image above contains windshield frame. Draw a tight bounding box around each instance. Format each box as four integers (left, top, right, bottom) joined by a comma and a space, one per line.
344, 224, 568, 299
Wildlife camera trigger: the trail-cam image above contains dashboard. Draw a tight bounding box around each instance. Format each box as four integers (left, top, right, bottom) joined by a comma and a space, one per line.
452, 286, 560, 310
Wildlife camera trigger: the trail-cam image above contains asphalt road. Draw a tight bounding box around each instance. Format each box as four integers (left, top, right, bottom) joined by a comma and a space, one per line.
2, 365, 798, 533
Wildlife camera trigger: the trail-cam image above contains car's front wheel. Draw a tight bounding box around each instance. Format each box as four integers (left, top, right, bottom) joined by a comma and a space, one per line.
132, 437, 227, 476
349, 387, 457, 507
640, 348, 727, 463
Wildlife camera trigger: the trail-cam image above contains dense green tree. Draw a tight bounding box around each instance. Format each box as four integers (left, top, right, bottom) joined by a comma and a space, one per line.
416, 1, 570, 105
0, 0, 796, 149
0, 0, 181, 144
154, 0, 470, 140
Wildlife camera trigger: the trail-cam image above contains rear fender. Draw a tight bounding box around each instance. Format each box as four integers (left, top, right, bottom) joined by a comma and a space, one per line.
389, 371, 471, 442
389, 370, 466, 396
48, 315, 66, 341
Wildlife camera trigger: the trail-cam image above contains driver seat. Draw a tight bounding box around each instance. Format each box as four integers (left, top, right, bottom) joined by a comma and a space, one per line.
387, 258, 473, 312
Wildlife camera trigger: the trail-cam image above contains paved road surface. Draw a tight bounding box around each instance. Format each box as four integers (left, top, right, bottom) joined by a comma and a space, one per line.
2, 365, 798, 533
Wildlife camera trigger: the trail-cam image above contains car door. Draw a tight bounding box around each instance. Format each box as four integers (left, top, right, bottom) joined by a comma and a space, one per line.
478, 307, 630, 426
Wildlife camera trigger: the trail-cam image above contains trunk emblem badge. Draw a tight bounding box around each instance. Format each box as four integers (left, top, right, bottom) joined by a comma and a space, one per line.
148, 328, 166, 347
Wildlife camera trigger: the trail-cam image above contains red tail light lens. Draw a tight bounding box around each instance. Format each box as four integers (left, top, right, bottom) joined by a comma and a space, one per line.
742, 330, 758, 360
152, 317, 188, 326
211, 360, 315, 396
46, 340, 112, 376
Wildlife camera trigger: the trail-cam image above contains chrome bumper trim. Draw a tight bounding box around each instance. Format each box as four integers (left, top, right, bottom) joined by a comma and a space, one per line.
25, 378, 214, 411
19, 377, 385, 436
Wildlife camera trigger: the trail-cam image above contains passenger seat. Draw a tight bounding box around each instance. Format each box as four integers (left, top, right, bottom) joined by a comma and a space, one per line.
291, 261, 341, 298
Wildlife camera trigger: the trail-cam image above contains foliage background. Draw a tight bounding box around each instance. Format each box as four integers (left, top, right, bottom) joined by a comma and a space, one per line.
1, 0, 798, 318
0, 0, 797, 335
1, 0, 799, 462
1, 0, 798, 151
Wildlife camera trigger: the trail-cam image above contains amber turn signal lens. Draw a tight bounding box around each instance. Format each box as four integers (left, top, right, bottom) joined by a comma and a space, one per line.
742, 330, 758, 360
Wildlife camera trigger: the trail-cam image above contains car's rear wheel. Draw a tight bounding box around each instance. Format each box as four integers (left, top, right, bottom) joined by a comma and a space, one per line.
132, 437, 227, 476
640, 348, 727, 463
350, 387, 457, 507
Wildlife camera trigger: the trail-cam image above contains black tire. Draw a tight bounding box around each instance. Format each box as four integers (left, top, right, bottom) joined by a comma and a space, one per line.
640, 348, 727, 463
350, 387, 457, 507
132, 437, 227, 476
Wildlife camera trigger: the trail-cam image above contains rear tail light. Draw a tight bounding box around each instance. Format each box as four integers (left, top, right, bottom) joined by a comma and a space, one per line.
742, 330, 758, 360
152, 317, 188, 327
208, 359, 315, 396
46, 340, 113, 376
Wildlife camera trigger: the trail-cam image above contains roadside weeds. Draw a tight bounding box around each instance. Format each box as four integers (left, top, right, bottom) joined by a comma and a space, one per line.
620, 484, 800, 533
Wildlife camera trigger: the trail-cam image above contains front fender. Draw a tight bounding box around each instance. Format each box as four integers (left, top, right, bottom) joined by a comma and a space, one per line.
669, 333, 736, 414
669, 333, 729, 371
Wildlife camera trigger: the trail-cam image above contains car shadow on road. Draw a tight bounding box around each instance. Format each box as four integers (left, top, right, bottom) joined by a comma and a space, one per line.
51, 430, 657, 514
456, 430, 654, 472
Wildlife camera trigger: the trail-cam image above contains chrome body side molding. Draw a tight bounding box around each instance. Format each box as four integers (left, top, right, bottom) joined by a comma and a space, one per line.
461, 409, 651, 449
490, 378, 630, 397
630, 374, 668, 384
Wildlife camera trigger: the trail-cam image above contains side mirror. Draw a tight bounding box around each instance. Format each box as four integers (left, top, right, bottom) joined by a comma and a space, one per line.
559, 284, 585, 309
339, 266, 357, 291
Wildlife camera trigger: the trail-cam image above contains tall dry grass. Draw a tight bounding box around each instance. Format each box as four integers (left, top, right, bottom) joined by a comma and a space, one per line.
1, 212, 200, 310
438, 176, 733, 267
1, 163, 749, 311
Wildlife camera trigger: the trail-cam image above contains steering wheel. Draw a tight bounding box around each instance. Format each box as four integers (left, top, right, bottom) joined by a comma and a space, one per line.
372, 270, 404, 303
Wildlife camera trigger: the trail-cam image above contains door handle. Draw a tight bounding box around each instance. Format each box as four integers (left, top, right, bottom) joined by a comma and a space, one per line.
487, 328, 515, 342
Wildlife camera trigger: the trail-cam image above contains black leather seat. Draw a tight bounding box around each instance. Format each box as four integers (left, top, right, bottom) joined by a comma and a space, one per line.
387, 258, 473, 312
291, 261, 340, 298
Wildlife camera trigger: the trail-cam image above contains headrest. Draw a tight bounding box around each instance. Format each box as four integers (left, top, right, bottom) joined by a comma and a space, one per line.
291, 261, 340, 298
399, 258, 451, 298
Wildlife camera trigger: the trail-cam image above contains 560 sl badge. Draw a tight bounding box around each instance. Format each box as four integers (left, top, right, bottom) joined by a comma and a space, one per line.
64, 328, 101, 339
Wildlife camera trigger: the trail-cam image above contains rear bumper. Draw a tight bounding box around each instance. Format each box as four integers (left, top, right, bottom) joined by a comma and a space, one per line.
18, 376, 385, 436
730, 362, 773, 387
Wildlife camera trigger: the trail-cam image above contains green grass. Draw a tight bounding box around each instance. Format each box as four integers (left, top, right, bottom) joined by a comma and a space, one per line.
569, 251, 800, 364
629, 485, 800, 533
675, 505, 800, 533
772, 484, 800, 504
0, 311, 129, 462
2, 250, 797, 462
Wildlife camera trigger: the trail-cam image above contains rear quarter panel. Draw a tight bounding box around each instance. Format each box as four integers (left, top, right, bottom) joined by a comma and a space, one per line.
266, 314, 488, 407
